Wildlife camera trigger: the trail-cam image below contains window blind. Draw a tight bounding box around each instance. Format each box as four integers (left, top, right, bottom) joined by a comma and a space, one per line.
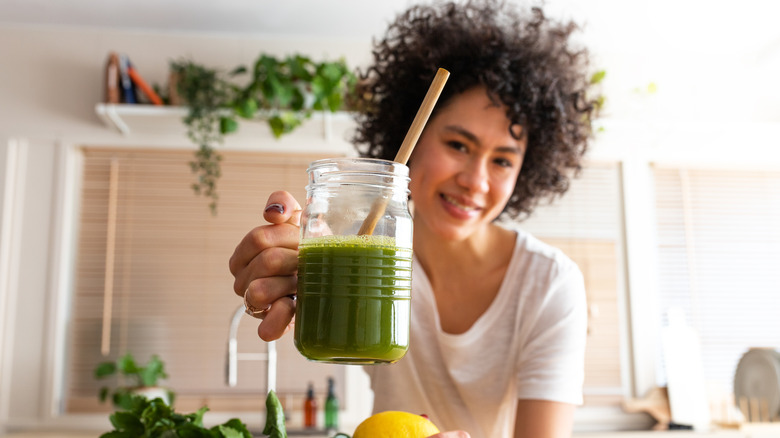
507, 162, 626, 406
66, 148, 346, 414
653, 166, 780, 389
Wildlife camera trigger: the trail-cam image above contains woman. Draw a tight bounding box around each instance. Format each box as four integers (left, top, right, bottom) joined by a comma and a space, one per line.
229, 1, 601, 437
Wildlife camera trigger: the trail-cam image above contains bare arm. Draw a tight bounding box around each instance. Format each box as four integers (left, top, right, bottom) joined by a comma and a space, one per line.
513, 399, 575, 438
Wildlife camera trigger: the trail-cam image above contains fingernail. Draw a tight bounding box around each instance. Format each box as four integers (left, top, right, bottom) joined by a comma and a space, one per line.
265, 203, 284, 214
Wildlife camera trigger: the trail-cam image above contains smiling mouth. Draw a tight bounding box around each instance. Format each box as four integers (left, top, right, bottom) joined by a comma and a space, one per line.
441, 194, 480, 212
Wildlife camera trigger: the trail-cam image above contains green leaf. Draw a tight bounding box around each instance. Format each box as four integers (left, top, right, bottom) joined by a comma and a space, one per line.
268, 116, 285, 138
140, 354, 167, 387
117, 353, 140, 375
127, 394, 152, 415
590, 70, 606, 85
595, 95, 606, 110
191, 406, 209, 427
114, 390, 136, 410
254, 55, 278, 79
160, 430, 180, 438
100, 432, 135, 438
290, 88, 305, 112
234, 98, 257, 119
110, 411, 144, 434
220, 419, 252, 438
177, 423, 216, 438
229, 65, 248, 76
288, 55, 313, 81
216, 426, 244, 438
647, 82, 658, 94
140, 398, 173, 427
263, 390, 287, 438
271, 78, 294, 107
167, 389, 177, 410
310, 75, 328, 100
220, 117, 239, 134
327, 92, 342, 112
319, 62, 344, 82
268, 112, 304, 138
95, 362, 117, 379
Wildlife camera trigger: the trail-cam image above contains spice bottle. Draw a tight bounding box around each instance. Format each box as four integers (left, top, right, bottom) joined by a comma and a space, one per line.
304, 382, 317, 428
325, 377, 339, 430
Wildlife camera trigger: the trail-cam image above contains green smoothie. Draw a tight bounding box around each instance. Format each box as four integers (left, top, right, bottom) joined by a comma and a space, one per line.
294, 235, 412, 364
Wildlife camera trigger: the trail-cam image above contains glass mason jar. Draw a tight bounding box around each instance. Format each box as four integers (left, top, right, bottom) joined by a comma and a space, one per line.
294, 158, 413, 364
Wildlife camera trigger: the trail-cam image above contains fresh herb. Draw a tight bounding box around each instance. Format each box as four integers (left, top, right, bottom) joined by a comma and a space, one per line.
100, 395, 252, 438
263, 390, 286, 438
95, 353, 174, 410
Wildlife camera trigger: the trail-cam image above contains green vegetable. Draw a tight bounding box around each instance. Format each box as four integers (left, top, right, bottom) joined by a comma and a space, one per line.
100, 395, 251, 438
263, 390, 286, 438
94, 352, 175, 410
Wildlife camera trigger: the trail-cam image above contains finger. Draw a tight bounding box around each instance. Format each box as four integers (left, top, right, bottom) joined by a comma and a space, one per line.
244, 276, 297, 312
233, 247, 299, 295
229, 224, 300, 284
258, 296, 296, 341
264, 191, 303, 226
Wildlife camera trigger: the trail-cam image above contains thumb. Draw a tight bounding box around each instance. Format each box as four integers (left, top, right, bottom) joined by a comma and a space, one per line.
263, 190, 302, 226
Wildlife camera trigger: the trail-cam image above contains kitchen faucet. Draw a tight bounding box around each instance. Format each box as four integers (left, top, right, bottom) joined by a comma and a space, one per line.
226, 304, 276, 393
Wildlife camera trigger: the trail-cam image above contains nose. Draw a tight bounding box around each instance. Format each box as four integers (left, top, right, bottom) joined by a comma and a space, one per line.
456, 158, 489, 194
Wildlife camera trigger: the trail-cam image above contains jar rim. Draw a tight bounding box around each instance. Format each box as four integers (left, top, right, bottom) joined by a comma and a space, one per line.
307, 157, 409, 177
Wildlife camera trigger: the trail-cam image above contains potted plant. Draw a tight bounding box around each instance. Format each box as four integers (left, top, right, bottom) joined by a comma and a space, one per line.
169, 53, 358, 214
94, 352, 175, 409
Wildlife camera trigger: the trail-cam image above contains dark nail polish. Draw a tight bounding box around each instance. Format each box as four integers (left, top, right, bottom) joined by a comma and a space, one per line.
265, 203, 285, 214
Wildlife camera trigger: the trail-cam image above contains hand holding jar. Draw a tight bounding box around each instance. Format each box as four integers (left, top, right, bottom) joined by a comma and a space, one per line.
229, 190, 302, 341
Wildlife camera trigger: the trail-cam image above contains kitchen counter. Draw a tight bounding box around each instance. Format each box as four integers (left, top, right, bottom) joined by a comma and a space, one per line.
3, 425, 778, 438
0, 431, 767, 438
0, 431, 330, 438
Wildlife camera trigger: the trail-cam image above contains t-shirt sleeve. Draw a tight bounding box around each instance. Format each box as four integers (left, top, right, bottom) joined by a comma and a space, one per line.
515, 260, 588, 405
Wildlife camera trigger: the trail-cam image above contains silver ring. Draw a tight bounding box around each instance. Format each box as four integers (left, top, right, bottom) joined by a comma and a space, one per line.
244, 289, 271, 319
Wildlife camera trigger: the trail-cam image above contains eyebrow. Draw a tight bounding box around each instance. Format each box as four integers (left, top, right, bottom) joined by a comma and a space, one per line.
443, 125, 523, 155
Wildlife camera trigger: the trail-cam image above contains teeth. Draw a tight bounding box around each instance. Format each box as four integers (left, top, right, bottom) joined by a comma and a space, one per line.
443, 194, 477, 211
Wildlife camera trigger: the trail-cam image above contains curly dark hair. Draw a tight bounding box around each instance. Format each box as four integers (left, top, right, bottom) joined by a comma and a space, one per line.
351, 0, 601, 219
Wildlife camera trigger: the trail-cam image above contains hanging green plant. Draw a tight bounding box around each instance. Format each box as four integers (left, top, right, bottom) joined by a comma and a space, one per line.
170, 54, 358, 214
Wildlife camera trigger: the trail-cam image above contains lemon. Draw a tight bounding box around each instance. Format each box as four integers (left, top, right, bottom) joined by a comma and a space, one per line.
352, 411, 440, 438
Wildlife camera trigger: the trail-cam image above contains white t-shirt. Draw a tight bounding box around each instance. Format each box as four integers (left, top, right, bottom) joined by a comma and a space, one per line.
364, 228, 588, 438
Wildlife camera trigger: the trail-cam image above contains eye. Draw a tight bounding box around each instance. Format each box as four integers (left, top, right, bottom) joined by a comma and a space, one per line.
493, 157, 514, 168
446, 140, 468, 153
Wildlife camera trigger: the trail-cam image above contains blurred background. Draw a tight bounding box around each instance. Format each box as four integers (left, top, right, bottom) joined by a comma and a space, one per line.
1, 0, 779, 435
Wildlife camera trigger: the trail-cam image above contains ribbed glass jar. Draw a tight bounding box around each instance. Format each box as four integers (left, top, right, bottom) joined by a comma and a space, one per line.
294, 158, 413, 364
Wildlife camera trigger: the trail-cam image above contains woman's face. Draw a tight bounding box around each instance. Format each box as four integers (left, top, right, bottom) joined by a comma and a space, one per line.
409, 86, 526, 242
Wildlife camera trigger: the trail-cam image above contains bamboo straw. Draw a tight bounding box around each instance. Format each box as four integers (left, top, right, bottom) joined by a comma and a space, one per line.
358, 68, 450, 235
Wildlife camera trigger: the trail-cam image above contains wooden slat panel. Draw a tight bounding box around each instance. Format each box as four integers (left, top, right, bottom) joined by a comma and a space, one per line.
66, 148, 348, 413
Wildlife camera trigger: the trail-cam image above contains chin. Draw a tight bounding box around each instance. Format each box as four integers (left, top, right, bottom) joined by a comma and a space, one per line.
433, 222, 479, 242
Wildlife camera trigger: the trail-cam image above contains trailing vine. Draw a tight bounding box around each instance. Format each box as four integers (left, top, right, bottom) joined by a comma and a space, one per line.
170, 54, 357, 214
